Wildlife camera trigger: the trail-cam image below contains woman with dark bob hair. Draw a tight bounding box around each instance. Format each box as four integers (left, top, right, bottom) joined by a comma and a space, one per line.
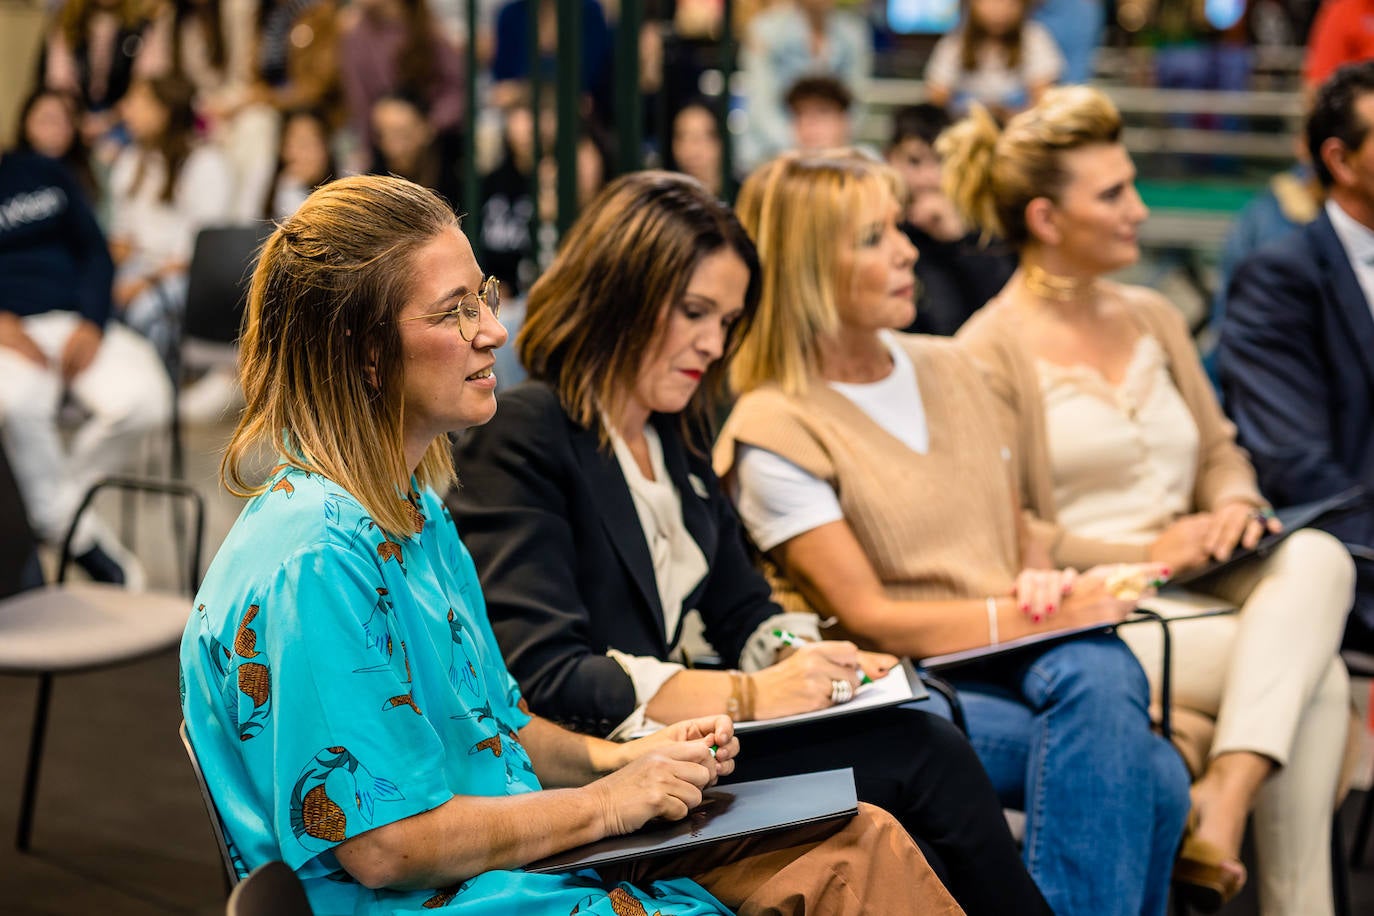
449, 170, 1051, 916
179, 173, 954, 916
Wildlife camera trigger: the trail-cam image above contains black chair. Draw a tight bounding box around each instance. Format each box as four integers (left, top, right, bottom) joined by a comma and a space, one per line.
0, 463, 204, 851
171, 223, 273, 477
227, 861, 314, 916
1345, 649, 1374, 868
181, 720, 240, 892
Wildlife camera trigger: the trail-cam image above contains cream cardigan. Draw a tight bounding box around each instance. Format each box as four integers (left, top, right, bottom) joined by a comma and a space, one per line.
957, 284, 1265, 569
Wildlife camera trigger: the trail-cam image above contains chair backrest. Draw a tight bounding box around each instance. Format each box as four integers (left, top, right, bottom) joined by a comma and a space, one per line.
180, 720, 241, 886
184, 224, 273, 345
0, 439, 42, 600
227, 861, 313, 916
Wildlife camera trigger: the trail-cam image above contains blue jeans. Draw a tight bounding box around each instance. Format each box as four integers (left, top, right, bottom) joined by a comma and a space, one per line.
925, 634, 1191, 916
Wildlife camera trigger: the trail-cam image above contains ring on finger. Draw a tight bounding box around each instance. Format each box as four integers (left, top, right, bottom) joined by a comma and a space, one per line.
829, 679, 853, 704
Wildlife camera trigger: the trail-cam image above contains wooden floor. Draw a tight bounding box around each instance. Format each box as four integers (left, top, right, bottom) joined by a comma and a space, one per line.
2, 419, 1372, 915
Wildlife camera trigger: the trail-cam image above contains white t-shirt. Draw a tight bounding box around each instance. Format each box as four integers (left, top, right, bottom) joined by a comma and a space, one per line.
735, 331, 931, 552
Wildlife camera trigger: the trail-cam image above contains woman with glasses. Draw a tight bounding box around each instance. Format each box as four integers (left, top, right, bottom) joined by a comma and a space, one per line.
179, 174, 954, 915
449, 170, 1051, 916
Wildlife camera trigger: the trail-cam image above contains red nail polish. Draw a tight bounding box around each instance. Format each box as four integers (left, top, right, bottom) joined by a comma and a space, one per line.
1032, 614, 1042, 624
1046, 603, 1056, 614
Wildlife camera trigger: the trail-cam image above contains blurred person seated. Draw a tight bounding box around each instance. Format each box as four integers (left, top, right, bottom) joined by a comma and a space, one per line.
367, 91, 461, 209
478, 88, 610, 390
109, 74, 235, 370
1201, 157, 1320, 384
449, 170, 1052, 916
952, 87, 1354, 914
1219, 61, 1374, 654
665, 98, 724, 200
715, 149, 1190, 916
885, 103, 1015, 336
261, 108, 337, 220
181, 106, 339, 425
0, 147, 170, 586
338, 0, 466, 163
489, 0, 612, 116
924, 0, 1063, 120
249, 0, 343, 133
15, 87, 99, 200
738, 0, 872, 170
783, 74, 853, 154
138, 0, 275, 220
1031, 0, 1104, 85
43, 0, 155, 150
180, 172, 959, 916
1303, 0, 1374, 93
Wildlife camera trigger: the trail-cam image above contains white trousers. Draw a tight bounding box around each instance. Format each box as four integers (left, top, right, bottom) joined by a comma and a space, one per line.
1119, 529, 1355, 916
0, 312, 172, 552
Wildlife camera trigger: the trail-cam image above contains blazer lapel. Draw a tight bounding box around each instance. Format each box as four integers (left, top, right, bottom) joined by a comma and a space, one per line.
1312, 213, 1374, 391
569, 423, 667, 642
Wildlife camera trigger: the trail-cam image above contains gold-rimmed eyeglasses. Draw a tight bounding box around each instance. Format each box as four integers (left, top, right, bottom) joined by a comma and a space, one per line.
398, 276, 501, 341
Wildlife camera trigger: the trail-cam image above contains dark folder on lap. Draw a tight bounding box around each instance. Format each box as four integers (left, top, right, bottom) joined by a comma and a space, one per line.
1168, 487, 1367, 588
524, 768, 859, 874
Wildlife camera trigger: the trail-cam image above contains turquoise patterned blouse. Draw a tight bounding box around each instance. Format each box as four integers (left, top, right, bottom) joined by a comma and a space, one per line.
180, 465, 730, 915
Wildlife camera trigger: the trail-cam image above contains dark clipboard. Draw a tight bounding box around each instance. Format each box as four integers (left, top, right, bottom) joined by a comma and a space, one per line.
524, 768, 858, 874
1168, 486, 1367, 588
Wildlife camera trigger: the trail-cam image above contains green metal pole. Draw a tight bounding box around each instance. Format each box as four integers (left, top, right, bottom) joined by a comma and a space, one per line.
463, 0, 481, 261
613, 0, 643, 176
720, 0, 737, 202
555, 0, 581, 237
528, 1, 543, 258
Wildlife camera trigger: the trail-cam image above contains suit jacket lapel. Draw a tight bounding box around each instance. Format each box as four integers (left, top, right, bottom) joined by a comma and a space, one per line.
1313, 212, 1374, 391
568, 422, 667, 645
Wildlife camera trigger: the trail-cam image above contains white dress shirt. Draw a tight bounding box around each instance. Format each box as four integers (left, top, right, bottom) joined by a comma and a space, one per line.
1324, 198, 1374, 320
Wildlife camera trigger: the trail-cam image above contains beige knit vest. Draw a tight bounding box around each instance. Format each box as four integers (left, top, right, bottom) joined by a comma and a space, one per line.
715, 335, 1022, 635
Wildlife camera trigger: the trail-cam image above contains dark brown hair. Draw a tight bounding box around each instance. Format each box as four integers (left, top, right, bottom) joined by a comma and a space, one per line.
518, 170, 761, 439
959, 0, 1028, 72
129, 74, 198, 203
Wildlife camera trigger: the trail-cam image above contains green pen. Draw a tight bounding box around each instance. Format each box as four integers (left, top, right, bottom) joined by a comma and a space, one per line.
772, 628, 874, 685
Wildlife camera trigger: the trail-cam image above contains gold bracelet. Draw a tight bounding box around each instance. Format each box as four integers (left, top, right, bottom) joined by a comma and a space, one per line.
726, 670, 744, 721
741, 673, 757, 722
986, 596, 1000, 646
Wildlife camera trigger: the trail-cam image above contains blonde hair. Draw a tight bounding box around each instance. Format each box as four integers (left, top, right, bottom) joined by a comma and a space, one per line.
731, 149, 905, 396
223, 175, 459, 539
519, 171, 760, 439
939, 86, 1123, 247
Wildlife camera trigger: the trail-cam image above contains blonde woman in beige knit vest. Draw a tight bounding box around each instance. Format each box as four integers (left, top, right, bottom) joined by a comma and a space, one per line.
714, 149, 1190, 916
949, 87, 1356, 916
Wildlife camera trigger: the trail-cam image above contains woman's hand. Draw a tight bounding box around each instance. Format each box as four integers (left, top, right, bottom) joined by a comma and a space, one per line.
1013, 567, 1077, 624
1203, 501, 1282, 562
1148, 513, 1215, 571
586, 740, 717, 835
752, 641, 893, 719
623, 715, 737, 783
1052, 565, 1164, 629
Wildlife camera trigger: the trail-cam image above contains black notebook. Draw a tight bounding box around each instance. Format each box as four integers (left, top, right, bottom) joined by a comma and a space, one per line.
1168, 487, 1367, 588
524, 768, 859, 874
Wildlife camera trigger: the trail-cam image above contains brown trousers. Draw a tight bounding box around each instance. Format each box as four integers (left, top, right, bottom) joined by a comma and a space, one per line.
604, 802, 965, 916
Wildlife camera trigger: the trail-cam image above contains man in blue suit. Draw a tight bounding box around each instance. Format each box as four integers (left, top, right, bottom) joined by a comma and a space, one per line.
1218, 61, 1374, 650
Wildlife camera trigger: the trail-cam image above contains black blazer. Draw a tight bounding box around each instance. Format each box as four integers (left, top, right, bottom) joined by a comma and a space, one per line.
1218, 209, 1374, 635
448, 382, 779, 735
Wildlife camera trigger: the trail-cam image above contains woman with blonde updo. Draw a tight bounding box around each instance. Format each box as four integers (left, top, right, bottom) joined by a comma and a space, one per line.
716, 149, 1190, 916
950, 87, 1355, 914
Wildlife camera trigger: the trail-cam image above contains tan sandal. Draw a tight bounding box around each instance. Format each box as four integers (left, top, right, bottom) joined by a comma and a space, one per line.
1173, 810, 1247, 912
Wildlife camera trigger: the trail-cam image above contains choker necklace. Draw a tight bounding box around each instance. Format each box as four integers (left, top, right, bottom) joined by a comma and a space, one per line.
1023, 263, 1097, 302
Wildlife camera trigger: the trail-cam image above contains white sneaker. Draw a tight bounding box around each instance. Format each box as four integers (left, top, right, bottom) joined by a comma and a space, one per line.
179, 368, 244, 425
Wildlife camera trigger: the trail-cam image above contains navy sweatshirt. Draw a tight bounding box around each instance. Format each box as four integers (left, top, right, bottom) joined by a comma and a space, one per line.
0, 151, 114, 327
